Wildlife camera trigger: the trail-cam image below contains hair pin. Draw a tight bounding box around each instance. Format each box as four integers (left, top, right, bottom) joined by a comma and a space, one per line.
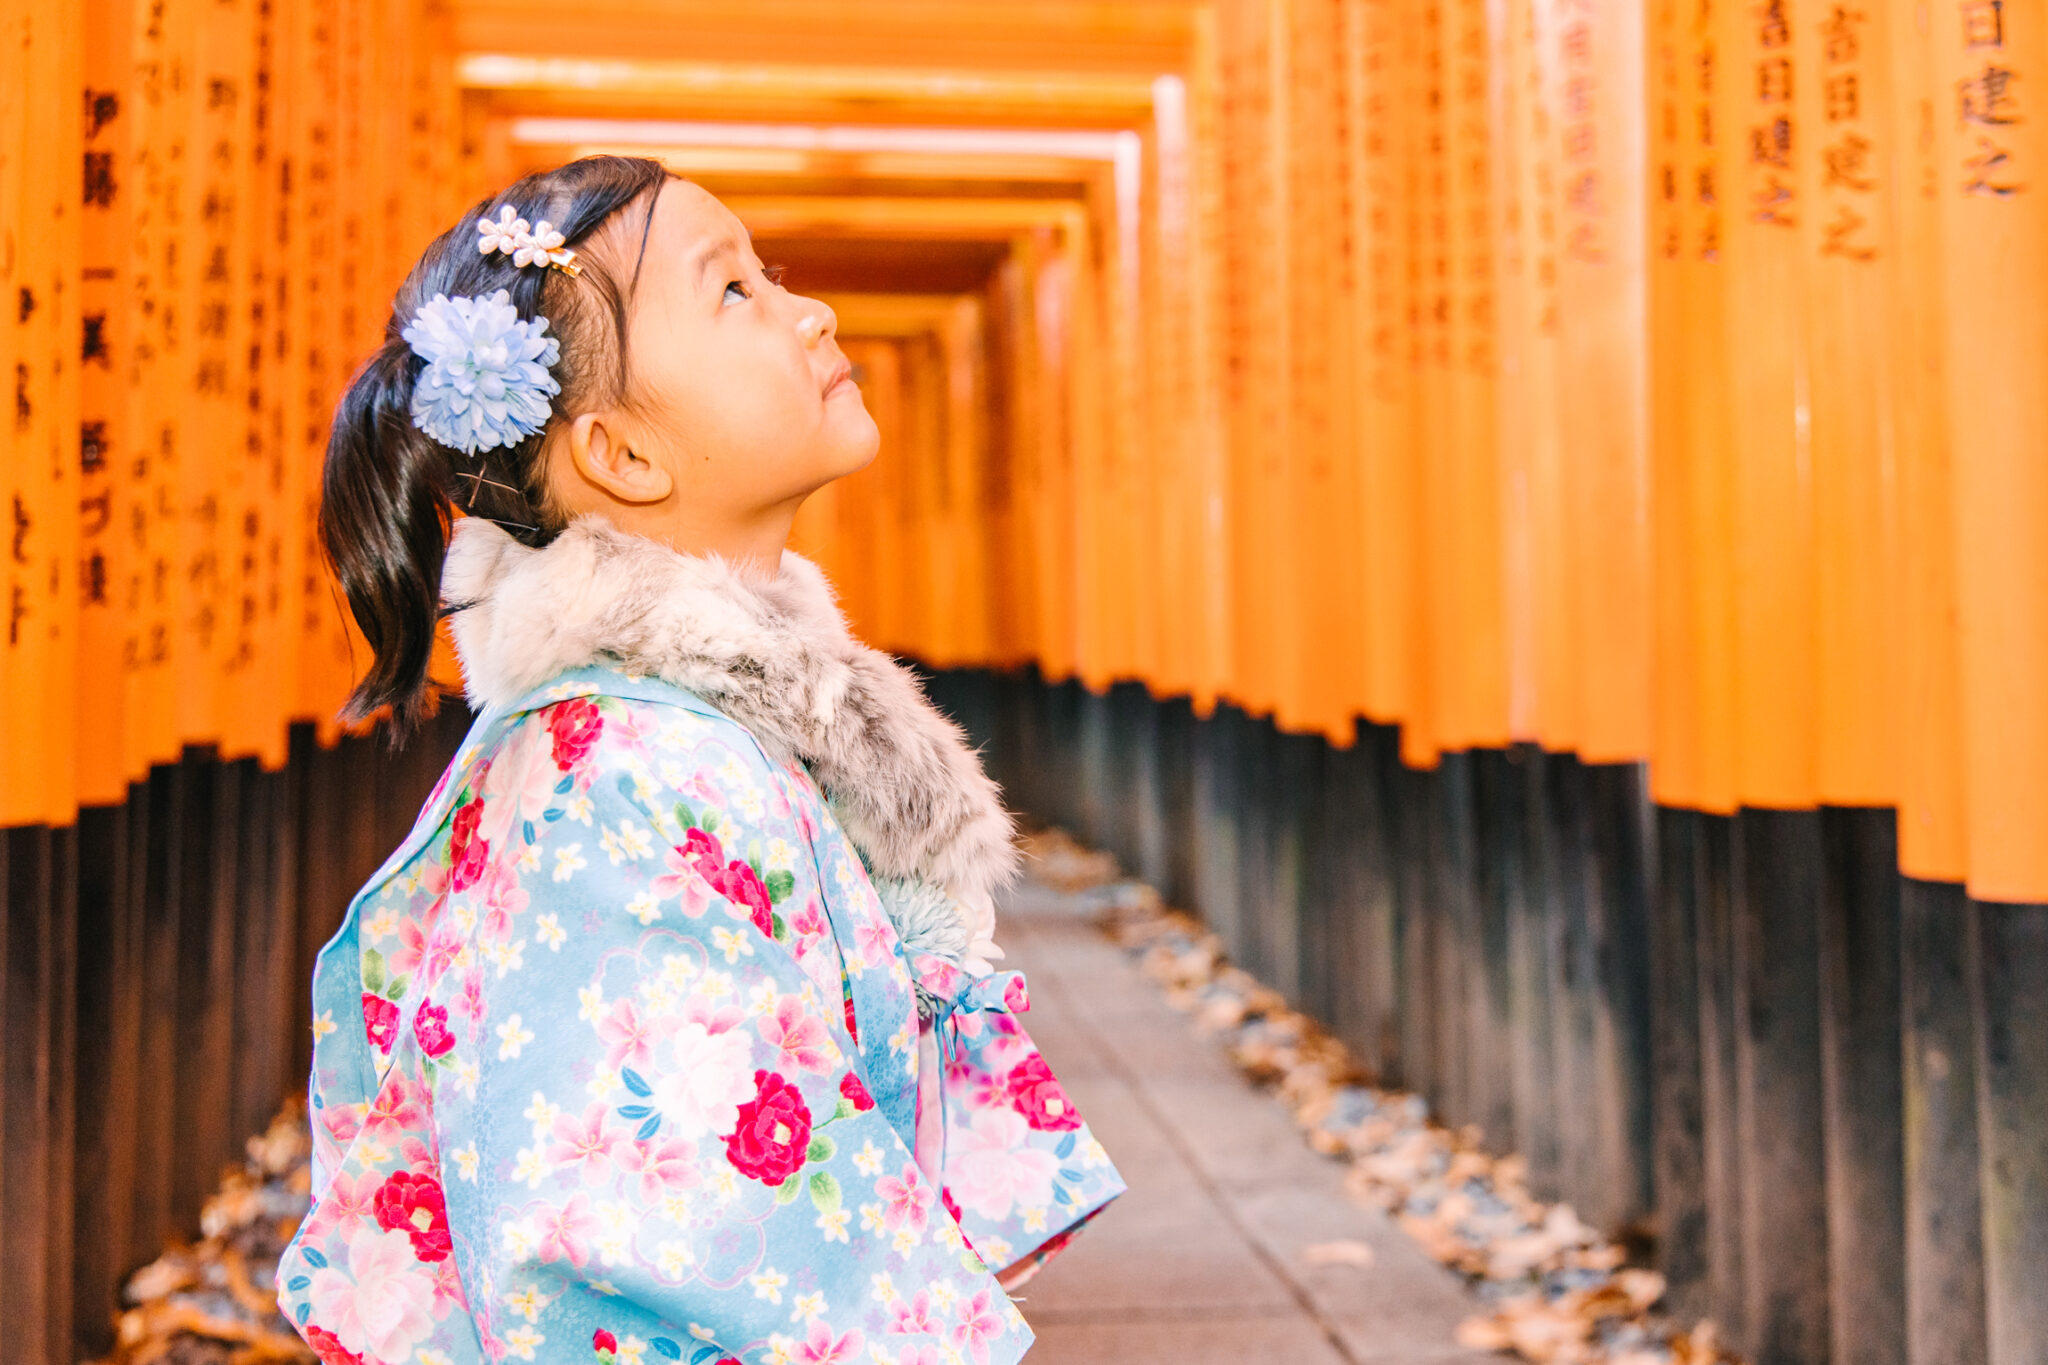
476, 205, 582, 276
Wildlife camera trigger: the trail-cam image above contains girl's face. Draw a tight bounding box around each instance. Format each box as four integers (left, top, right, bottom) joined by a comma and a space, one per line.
545, 179, 878, 565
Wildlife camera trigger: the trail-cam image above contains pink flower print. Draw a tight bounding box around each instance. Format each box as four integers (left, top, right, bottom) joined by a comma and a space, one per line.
423, 919, 463, 982
894, 1349, 941, 1365
429, 1254, 468, 1312
477, 858, 529, 943
362, 1076, 426, 1139
853, 917, 896, 969
789, 898, 826, 943
875, 1164, 935, 1235
547, 1103, 619, 1185
372, 1169, 453, 1262
650, 844, 717, 916
304, 1224, 440, 1363
943, 1108, 1058, 1222
1003, 1053, 1082, 1132
614, 1136, 702, 1202
545, 697, 604, 771
1003, 977, 1031, 1014
316, 1167, 384, 1238
759, 994, 835, 1074
950, 1290, 1006, 1365
412, 1001, 456, 1059
535, 1190, 598, 1267
454, 969, 487, 1041
448, 797, 489, 892
387, 918, 428, 980
321, 1102, 363, 1147
362, 994, 401, 1052
596, 997, 664, 1071
889, 1289, 940, 1336
480, 719, 565, 844
796, 1320, 864, 1365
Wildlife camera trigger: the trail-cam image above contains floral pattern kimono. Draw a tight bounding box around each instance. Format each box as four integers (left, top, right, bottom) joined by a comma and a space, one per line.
275, 663, 1123, 1365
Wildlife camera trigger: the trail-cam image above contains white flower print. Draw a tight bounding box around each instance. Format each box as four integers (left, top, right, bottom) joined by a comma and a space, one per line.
656, 1239, 695, 1277
503, 1323, 545, 1360
752, 1267, 789, 1302
649, 1021, 754, 1140
552, 844, 587, 882
454, 1141, 481, 1182
627, 891, 663, 925
512, 1147, 549, 1189
564, 793, 594, 825
535, 913, 567, 950
311, 1010, 336, 1042
791, 1291, 827, 1322
853, 1140, 885, 1177
711, 926, 754, 963
503, 1286, 543, 1322
497, 1013, 536, 1059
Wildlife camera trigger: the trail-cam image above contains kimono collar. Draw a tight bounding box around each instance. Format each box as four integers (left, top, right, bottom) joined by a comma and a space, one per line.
441, 514, 1018, 977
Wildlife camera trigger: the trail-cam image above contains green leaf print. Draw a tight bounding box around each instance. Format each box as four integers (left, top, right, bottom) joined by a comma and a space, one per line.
806, 1133, 837, 1164
765, 869, 795, 904
808, 1171, 842, 1215
776, 1172, 804, 1204
361, 949, 388, 995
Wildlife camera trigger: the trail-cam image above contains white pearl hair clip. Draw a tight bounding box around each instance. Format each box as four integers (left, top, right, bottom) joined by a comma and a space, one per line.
475, 205, 582, 276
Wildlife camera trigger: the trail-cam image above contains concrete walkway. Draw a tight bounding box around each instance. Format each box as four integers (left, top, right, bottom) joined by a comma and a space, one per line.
1001, 879, 1497, 1365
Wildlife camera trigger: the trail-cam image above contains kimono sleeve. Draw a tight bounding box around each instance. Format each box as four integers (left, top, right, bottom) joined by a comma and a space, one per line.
430, 697, 1034, 1365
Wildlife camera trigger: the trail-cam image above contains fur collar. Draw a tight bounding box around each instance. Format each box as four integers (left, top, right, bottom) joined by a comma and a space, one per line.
441, 515, 1017, 981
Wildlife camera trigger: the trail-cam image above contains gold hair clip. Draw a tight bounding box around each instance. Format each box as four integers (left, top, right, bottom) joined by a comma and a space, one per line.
476, 205, 582, 277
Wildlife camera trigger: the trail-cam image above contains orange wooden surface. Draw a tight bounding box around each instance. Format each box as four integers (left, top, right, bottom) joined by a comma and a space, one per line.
3, 0, 2044, 897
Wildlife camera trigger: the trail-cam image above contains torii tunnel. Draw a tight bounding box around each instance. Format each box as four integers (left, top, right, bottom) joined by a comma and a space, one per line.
1, 3, 2044, 1365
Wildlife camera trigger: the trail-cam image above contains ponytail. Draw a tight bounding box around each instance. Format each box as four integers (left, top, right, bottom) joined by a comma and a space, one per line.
319, 342, 451, 733
316, 154, 673, 737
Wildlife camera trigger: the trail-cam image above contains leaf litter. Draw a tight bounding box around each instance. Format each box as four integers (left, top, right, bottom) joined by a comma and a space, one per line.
1021, 827, 1743, 1365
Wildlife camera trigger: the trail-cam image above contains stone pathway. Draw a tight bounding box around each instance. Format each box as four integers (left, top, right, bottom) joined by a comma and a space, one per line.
1000, 879, 1498, 1365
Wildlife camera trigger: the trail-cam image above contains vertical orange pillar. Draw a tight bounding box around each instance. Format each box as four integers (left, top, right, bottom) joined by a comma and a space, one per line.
78, 0, 135, 807
1888, 0, 1967, 881
1721, 0, 1816, 805
1939, 0, 2048, 902
1800, 0, 1900, 808
1558, 0, 1651, 765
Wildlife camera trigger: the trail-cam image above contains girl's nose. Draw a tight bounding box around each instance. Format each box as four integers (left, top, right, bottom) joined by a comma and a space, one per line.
795, 304, 837, 346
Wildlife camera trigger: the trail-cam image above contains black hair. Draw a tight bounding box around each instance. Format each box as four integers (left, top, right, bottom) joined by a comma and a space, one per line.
320, 155, 674, 735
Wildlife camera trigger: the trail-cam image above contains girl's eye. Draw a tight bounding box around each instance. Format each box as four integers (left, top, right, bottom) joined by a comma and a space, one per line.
763, 264, 787, 287
722, 280, 750, 308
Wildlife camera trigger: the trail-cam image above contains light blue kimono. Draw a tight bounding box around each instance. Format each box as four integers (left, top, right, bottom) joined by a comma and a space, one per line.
275, 667, 1122, 1365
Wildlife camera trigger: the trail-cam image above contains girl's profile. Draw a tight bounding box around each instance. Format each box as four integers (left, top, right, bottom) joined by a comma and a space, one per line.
281, 155, 1121, 1365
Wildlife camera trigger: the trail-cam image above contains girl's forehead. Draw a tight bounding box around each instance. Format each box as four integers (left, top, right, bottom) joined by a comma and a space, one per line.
655, 181, 751, 262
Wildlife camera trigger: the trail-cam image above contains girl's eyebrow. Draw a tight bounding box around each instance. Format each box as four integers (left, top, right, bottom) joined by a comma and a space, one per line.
687, 229, 755, 290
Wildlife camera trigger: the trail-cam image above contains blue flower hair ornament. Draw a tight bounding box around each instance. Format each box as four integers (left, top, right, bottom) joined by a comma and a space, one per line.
402, 289, 562, 456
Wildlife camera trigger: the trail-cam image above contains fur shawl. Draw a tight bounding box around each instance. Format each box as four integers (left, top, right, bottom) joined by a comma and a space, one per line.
440, 515, 1018, 982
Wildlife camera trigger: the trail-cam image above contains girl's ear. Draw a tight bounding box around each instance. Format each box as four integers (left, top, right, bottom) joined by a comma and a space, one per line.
565, 411, 674, 505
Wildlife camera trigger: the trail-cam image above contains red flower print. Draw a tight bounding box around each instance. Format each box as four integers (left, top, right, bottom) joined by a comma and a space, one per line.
449, 796, 489, 892
546, 697, 605, 770
679, 827, 725, 879
840, 1070, 875, 1112
592, 1327, 619, 1359
303, 1323, 365, 1365
362, 993, 401, 1051
724, 1069, 813, 1185
843, 992, 860, 1042
412, 1000, 455, 1058
372, 1168, 453, 1262
1004, 1052, 1082, 1132
712, 859, 775, 937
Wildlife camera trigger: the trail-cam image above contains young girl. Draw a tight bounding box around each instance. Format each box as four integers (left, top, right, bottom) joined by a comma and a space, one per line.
278, 156, 1121, 1365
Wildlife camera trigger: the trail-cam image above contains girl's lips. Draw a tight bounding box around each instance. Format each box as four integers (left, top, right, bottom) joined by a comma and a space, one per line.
823, 361, 855, 398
